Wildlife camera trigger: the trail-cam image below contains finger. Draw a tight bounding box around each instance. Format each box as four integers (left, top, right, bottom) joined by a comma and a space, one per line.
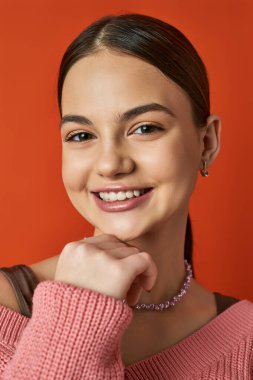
125, 281, 143, 306
79, 244, 139, 259
106, 246, 139, 259
81, 234, 121, 243
80, 234, 127, 248
123, 252, 158, 291
82, 233, 136, 247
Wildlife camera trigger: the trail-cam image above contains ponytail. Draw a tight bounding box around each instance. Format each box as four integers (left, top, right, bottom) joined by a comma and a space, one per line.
184, 214, 195, 278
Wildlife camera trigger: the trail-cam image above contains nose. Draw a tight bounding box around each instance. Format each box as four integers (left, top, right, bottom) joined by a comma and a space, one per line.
94, 143, 135, 178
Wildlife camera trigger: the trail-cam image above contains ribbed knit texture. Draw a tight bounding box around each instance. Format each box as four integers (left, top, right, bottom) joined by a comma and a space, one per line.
0, 281, 252, 379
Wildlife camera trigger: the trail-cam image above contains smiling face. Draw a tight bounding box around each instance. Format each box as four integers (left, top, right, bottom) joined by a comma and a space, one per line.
60, 49, 204, 241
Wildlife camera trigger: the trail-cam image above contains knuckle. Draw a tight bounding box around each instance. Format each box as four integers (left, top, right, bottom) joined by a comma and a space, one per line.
63, 241, 76, 252
64, 241, 91, 258
75, 244, 85, 254
139, 251, 151, 262
75, 243, 90, 257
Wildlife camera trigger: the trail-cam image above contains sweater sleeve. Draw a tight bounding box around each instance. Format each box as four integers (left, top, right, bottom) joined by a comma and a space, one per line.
0, 280, 133, 379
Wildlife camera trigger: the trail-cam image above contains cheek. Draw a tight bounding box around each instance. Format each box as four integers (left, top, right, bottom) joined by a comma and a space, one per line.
153, 133, 199, 218
167, 129, 200, 198
61, 151, 90, 192
147, 133, 200, 211
145, 133, 197, 182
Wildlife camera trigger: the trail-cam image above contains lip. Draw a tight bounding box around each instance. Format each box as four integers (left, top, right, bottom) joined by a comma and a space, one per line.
92, 188, 154, 212
91, 185, 153, 193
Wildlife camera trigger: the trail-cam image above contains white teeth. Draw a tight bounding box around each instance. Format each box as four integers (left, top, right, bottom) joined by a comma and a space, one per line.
98, 189, 146, 202
133, 190, 140, 197
126, 191, 134, 198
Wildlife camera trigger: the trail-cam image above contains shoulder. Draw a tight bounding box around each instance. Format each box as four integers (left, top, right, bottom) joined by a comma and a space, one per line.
242, 299, 253, 315
221, 299, 253, 338
234, 298, 253, 313
0, 270, 21, 313
0, 254, 59, 314
0, 254, 58, 315
221, 298, 253, 322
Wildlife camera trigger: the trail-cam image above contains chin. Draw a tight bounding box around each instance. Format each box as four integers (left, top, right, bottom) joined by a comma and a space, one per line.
94, 226, 143, 242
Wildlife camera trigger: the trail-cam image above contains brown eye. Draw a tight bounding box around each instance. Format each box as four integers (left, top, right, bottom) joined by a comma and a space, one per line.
65, 132, 95, 142
133, 124, 163, 134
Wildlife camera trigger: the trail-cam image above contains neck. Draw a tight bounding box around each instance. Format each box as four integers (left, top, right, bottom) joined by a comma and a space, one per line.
127, 211, 188, 305
92, 205, 190, 308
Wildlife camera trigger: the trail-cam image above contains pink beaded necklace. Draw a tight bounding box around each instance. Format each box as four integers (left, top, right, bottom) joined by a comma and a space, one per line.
123, 260, 193, 311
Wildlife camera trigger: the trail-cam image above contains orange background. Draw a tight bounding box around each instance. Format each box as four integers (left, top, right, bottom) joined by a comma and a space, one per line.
0, 0, 252, 301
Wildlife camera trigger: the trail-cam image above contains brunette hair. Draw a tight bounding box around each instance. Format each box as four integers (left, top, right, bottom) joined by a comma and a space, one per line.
57, 13, 211, 277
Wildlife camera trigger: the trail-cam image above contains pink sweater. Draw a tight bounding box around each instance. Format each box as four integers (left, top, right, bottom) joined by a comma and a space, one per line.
0, 281, 252, 379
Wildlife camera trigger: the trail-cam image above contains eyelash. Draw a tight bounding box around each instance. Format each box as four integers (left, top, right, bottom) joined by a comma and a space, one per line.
64, 124, 163, 143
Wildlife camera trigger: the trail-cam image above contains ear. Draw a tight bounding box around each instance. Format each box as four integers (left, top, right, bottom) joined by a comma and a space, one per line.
199, 114, 222, 170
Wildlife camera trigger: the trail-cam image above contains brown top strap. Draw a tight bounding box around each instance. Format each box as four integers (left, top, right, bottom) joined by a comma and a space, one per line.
213, 291, 240, 315
0, 265, 241, 318
0, 265, 39, 318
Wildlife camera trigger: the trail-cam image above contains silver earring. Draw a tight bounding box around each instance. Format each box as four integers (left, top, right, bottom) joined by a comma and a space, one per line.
200, 160, 209, 177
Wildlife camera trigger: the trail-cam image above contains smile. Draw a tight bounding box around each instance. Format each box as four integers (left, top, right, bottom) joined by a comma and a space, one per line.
96, 188, 151, 202
92, 188, 154, 212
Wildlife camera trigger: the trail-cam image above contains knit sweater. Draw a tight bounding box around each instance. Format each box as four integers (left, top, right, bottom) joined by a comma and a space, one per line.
0, 281, 252, 379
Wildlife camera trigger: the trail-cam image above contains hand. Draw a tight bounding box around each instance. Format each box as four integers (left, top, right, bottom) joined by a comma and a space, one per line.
54, 234, 157, 306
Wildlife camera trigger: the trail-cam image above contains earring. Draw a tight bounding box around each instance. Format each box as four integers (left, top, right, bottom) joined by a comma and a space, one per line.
200, 160, 209, 177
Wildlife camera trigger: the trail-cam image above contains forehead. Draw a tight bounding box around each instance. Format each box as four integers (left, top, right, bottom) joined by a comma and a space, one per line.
61, 50, 191, 119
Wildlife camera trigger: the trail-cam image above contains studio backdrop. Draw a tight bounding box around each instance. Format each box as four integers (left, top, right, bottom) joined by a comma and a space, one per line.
0, 0, 252, 301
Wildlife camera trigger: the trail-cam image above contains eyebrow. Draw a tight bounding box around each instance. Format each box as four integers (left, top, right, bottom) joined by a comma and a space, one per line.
60, 102, 176, 129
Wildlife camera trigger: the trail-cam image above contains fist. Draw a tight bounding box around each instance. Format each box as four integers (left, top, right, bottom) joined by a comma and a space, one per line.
54, 234, 157, 306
